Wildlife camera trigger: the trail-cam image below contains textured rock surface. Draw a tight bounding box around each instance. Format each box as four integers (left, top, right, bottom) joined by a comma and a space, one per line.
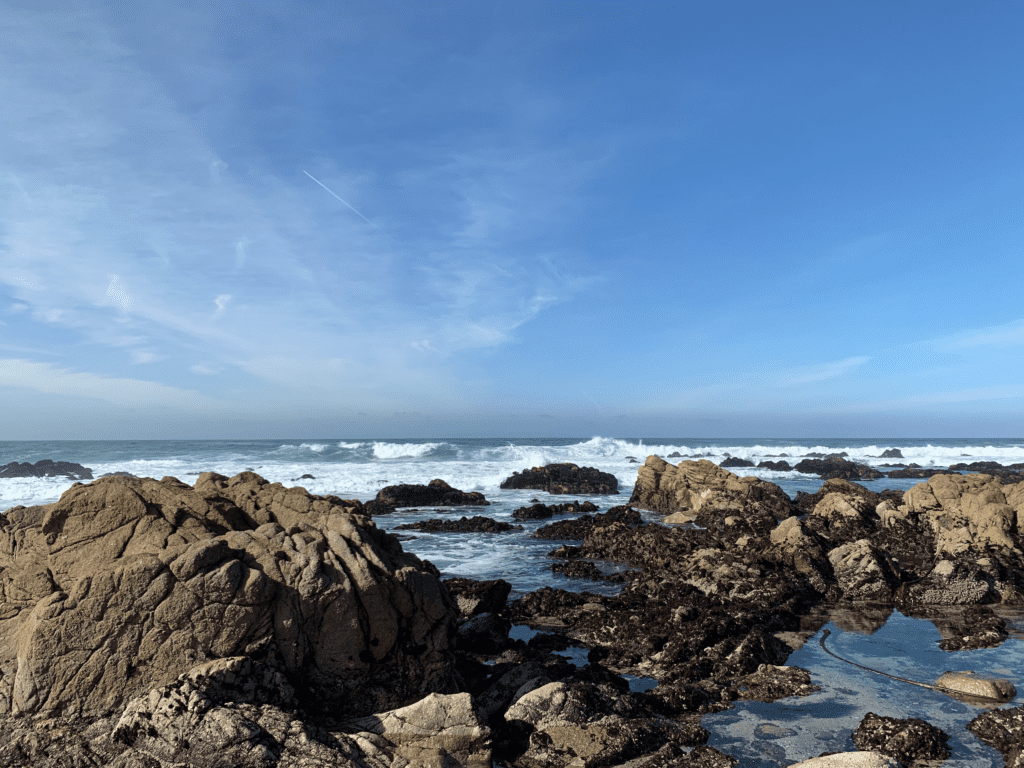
512, 500, 598, 521
851, 711, 951, 764
500, 463, 619, 495
934, 670, 1016, 701
793, 457, 884, 481
394, 515, 521, 533
0, 472, 459, 719
787, 753, 901, 767
373, 478, 490, 508
968, 705, 1024, 768
628, 457, 793, 525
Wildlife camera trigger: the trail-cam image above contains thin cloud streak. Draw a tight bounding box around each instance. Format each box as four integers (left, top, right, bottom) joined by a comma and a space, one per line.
302, 170, 391, 239
779, 356, 871, 385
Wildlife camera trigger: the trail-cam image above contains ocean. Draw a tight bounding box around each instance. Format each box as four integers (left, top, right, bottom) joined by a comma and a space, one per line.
2, 436, 1022, 766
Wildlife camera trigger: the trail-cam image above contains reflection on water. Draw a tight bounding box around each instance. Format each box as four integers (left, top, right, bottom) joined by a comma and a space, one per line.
702, 607, 1024, 767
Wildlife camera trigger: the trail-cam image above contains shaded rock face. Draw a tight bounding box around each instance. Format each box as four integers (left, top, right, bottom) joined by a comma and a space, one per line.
757, 460, 792, 471
719, 457, 754, 468
880, 449, 904, 459
373, 478, 489, 508
851, 712, 951, 765
0, 472, 459, 720
535, 505, 643, 541
500, 463, 619, 495
0, 460, 93, 480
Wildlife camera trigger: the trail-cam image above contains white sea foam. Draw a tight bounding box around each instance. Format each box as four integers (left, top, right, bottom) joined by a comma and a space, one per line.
370, 442, 446, 460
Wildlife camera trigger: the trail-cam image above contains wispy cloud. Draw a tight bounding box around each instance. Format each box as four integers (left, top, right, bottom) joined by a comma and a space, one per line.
779, 356, 871, 385
938, 319, 1024, 350
0, 358, 223, 409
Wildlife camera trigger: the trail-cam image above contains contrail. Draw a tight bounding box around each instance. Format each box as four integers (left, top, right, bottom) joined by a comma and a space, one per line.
303, 170, 390, 238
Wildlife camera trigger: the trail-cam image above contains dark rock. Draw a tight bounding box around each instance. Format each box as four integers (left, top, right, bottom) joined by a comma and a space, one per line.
720, 457, 754, 468
291, 473, 316, 481
500, 463, 619, 495
793, 456, 883, 481
732, 664, 819, 702
968, 705, 1024, 767
443, 577, 512, 617
668, 452, 683, 458
511, 500, 598, 521
0, 460, 93, 480
456, 611, 511, 653
852, 711, 951, 765
374, 478, 489, 507
948, 460, 1024, 481
394, 515, 521, 533
535, 505, 643, 540
880, 449, 904, 459
757, 460, 792, 471
551, 559, 631, 583
887, 466, 955, 478
100, 471, 138, 478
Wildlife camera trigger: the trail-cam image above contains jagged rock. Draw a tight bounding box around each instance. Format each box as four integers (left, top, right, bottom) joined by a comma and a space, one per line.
929, 605, 1009, 650
793, 456, 884, 481
732, 664, 819, 702
629, 458, 793, 529
394, 516, 521, 533
512, 500, 598, 521
373, 478, 489, 507
794, 478, 892, 514
851, 712, 951, 765
968, 705, 1024, 767
0, 472, 458, 719
550, 559, 630, 583
500, 464, 619, 495
720, 457, 754, 468
880, 449, 904, 459
827, 539, 901, 602
443, 577, 512, 618
0, 460, 93, 480
768, 517, 833, 595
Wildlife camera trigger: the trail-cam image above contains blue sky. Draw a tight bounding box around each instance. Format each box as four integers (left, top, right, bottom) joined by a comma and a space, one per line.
2, 0, 1024, 439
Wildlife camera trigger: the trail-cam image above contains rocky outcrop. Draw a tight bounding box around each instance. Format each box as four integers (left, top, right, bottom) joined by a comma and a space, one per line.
0, 472, 459, 720
827, 539, 901, 603
719, 457, 753, 468
757, 460, 792, 471
512, 500, 598, 521
629, 458, 793, 529
886, 466, 952, 478
793, 456, 884, 481
851, 712, 951, 765
0, 459, 93, 480
373, 478, 489, 507
395, 516, 521, 533
535, 505, 643, 541
879, 449, 904, 459
500, 464, 619, 495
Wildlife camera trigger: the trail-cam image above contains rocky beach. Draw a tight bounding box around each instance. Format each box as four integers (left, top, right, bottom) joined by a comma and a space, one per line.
1, 438, 1023, 767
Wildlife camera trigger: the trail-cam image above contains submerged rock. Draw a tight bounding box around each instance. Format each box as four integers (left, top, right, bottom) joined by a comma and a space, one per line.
512, 500, 598, 520
395, 515, 521, 533
934, 670, 1017, 702
968, 705, 1024, 767
500, 463, 619, 495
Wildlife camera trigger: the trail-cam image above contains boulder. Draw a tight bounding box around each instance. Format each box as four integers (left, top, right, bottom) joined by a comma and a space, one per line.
443, 577, 512, 618
500, 463, 619, 495
629, 458, 793, 528
851, 712, 950, 765
899, 473, 1024, 556
0, 472, 459, 719
0, 460, 93, 480
935, 670, 1016, 702
720, 457, 754, 468
880, 449, 904, 459
757, 460, 792, 471
373, 478, 489, 507
827, 539, 901, 602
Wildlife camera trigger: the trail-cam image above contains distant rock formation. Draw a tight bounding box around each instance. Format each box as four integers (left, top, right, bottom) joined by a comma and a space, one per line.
511, 500, 598, 520
500, 463, 619, 495
0, 460, 93, 480
395, 516, 521, 533
720, 457, 754, 468
793, 456, 884, 481
373, 478, 489, 507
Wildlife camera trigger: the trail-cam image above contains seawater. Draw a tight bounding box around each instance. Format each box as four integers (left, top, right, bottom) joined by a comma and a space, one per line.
2, 436, 1023, 764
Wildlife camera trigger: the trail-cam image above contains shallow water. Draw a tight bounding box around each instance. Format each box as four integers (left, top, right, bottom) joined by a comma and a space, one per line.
703, 608, 1024, 767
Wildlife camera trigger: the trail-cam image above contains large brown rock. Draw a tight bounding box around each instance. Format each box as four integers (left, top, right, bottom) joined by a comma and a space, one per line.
900, 473, 1024, 556
629, 458, 793, 530
0, 472, 459, 719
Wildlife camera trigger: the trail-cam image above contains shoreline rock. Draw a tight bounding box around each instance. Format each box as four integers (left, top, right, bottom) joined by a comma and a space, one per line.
0, 460, 93, 480
500, 463, 619, 495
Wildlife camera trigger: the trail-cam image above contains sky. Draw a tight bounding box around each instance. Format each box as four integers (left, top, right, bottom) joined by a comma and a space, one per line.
2, 0, 1024, 439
